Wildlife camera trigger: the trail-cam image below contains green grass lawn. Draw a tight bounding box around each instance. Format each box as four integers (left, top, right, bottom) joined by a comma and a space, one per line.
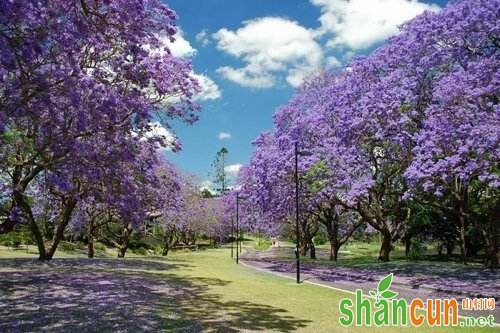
0, 246, 498, 332
262, 238, 487, 271
151, 249, 497, 332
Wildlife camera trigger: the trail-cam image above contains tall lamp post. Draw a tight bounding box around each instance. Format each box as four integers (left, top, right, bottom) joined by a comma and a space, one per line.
231, 216, 234, 258
235, 192, 248, 264
236, 193, 240, 264
294, 142, 300, 284
293, 142, 311, 284
239, 222, 243, 254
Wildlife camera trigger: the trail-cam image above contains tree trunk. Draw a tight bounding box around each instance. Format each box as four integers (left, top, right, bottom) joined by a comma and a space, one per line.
437, 243, 443, 256
118, 244, 127, 258
330, 241, 340, 261
325, 214, 339, 261
43, 219, 54, 241
88, 237, 95, 258
492, 228, 499, 269
13, 191, 48, 260
489, 205, 499, 269
162, 232, 174, 257
117, 248, 126, 258
405, 237, 411, 257
300, 219, 318, 257
327, 219, 340, 261
378, 230, 392, 262
309, 242, 316, 259
454, 184, 468, 265
322, 210, 362, 262
486, 241, 499, 269
299, 242, 308, 256
117, 224, 133, 258
446, 241, 455, 256
87, 218, 96, 258
46, 198, 77, 260
458, 213, 467, 265
484, 212, 499, 269
29, 216, 48, 260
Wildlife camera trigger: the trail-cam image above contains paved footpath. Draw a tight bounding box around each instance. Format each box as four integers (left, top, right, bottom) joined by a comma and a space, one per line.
241, 248, 500, 324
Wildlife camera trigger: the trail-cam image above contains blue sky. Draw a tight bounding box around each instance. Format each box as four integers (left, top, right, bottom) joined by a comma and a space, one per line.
162, 0, 448, 189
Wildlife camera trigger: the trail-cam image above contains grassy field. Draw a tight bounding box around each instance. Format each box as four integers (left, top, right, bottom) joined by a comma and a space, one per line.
1, 246, 497, 332
251, 237, 488, 271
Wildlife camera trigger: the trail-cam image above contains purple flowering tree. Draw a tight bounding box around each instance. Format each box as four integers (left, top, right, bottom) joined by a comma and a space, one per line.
401, 0, 500, 265
153, 174, 229, 255
0, 0, 199, 259
238, 0, 499, 264
237, 132, 322, 258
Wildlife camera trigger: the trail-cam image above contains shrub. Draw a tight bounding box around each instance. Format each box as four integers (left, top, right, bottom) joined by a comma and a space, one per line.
153, 245, 164, 256
408, 241, 427, 260
313, 234, 327, 246
465, 226, 484, 256
75, 241, 87, 250
59, 241, 78, 252
0, 233, 23, 248
12, 238, 22, 248
93, 242, 107, 252
132, 246, 148, 255
254, 238, 271, 251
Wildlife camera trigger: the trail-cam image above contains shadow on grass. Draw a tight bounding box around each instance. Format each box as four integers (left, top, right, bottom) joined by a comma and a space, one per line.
0, 258, 310, 332
155, 272, 311, 333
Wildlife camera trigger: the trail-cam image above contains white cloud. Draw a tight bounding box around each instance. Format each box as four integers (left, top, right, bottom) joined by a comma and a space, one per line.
213, 17, 323, 88
218, 132, 231, 140
151, 31, 221, 101
195, 29, 211, 46
141, 122, 177, 150
216, 66, 275, 88
225, 163, 243, 177
167, 29, 197, 58
311, 0, 439, 50
146, 30, 197, 58
193, 74, 222, 101
168, 33, 221, 100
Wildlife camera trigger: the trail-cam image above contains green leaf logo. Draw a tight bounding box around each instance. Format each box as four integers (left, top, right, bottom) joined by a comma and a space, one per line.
371, 273, 398, 303
377, 273, 393, 293
381, 290, 398, 299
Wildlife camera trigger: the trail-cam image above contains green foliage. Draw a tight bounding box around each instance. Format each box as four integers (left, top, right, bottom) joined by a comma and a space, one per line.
302, 160, 329, 193
0, 233, 22, 247
129, 232, 152, 250
132, 246, 148, 255
1, 128, 22, 143
0, 228, 34, 247
93, 242, 107, 252
59, 241, 79, 252
211, 147, 229, 194
465, 226, 485, 256
313, 233, 327, 246
254, 238, 271, 251
408, 241, 427, 260
151, 244, 164, 256
200, 189, 214, 198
